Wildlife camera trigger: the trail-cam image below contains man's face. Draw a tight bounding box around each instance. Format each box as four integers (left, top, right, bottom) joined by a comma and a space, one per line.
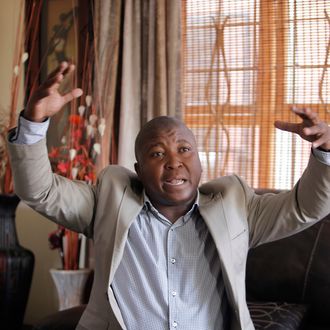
135, 123, 202, 211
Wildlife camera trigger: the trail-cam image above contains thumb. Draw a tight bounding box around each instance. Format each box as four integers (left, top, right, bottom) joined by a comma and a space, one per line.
62, 88, 83, 105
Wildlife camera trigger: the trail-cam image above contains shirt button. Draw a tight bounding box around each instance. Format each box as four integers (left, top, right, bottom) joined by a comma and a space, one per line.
172, 321, 178, 328
172, 291, 177, 297
170, 258, 176, 264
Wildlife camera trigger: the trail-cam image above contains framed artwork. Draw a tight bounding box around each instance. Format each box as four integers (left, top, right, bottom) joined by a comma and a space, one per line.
26, 0, 91, 147
41, 0, 78, 76
42, 0, 78, 147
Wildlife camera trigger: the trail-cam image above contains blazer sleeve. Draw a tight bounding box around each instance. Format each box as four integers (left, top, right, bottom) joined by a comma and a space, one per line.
246, 152, 330, 247
7, 137, 96, 237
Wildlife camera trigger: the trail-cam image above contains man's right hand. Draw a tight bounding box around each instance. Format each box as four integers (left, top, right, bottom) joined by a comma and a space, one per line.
24, 62, 83, 122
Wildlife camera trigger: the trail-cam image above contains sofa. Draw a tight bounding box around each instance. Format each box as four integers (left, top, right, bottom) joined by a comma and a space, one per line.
245, 189, 330, 330
34, 189, 330, 330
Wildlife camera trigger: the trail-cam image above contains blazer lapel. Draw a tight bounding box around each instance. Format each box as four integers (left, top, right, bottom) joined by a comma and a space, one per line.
198, 192, 238, 307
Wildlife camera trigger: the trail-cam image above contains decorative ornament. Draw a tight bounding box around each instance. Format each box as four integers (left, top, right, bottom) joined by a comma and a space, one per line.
93, 143, 101, 155
89, 114, 98, 125
71, 167, 79, 180
98, 123, 106, 136
13, 65, 20, 76
69, 149, 77, 161
86, 125, 94, 137
78, 105, 86, 116
21, 52, 29, 63
85, 95, 92, 107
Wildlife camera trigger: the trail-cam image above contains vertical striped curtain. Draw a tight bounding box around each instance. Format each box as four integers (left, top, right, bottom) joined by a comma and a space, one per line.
93, 0, 182, 170
116, 0, 182, 170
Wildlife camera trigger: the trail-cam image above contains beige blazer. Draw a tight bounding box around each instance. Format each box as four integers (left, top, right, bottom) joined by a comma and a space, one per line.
8, 138, 330, 330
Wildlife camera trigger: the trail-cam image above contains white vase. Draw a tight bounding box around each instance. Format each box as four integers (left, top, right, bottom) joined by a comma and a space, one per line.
50, 268, 91, 311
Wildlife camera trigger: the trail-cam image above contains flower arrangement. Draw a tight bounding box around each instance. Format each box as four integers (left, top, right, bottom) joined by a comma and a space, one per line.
3, 1, 107, 270
33, 1, 108, 271
48, 226, 85, 270
48, 101, 103, 183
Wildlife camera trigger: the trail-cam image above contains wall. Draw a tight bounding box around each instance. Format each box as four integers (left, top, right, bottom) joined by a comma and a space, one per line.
0, 0, 60, 326
0, 0, 22, 115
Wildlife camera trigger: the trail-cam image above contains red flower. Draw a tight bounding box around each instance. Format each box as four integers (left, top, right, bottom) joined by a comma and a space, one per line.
69, 114, 83, 125
71, 128, 83, 140
75, 154, 86, 163
84, 172, 96, 182
49, 147, 59, 158
57, 162, 70, 174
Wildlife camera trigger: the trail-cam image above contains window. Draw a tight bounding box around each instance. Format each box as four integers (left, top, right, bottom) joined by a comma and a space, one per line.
182, 0, 330, 188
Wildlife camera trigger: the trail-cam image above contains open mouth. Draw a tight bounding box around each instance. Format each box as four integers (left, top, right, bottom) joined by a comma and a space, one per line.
164, 179, 186, 186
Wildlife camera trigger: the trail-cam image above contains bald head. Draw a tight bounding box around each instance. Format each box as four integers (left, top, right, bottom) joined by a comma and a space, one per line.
134, 116, 196, 162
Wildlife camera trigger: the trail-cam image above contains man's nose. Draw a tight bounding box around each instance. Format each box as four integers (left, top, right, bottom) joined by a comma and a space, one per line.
165, 154, 183, 169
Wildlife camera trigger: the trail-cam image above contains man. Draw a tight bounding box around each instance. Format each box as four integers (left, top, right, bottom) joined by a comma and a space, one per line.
8, 62, 330, 330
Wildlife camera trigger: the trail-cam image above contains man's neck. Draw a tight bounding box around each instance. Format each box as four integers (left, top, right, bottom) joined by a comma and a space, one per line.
155, 205, 192, 223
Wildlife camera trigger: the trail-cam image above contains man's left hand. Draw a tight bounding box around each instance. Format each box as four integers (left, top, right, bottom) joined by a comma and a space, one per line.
274, 107, 330, 151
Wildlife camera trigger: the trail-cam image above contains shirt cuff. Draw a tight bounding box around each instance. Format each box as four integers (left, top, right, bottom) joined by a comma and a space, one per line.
9, 113, 49, 145
312, 147, 330, 166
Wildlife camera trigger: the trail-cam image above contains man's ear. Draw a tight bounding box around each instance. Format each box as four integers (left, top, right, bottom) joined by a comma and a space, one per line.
134, 162, 140, 176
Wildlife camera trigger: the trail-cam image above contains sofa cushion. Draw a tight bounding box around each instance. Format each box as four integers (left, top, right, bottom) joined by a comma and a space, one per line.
247, 301, 308, 330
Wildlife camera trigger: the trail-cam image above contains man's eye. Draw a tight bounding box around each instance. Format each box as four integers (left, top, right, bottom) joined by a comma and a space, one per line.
179, 146, 191, 153
150, 151, 164, 158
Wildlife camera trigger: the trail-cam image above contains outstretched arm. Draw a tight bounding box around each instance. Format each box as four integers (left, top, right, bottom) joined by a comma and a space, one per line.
274, 107, 330, 151
247, 108, 330, 246
8, 62, 95, 236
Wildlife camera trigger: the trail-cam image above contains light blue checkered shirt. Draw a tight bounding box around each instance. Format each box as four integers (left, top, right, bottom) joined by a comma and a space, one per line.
111, 193, 229, 330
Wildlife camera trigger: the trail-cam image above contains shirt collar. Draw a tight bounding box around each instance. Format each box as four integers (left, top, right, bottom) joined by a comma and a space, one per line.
142, 190, 199, 224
